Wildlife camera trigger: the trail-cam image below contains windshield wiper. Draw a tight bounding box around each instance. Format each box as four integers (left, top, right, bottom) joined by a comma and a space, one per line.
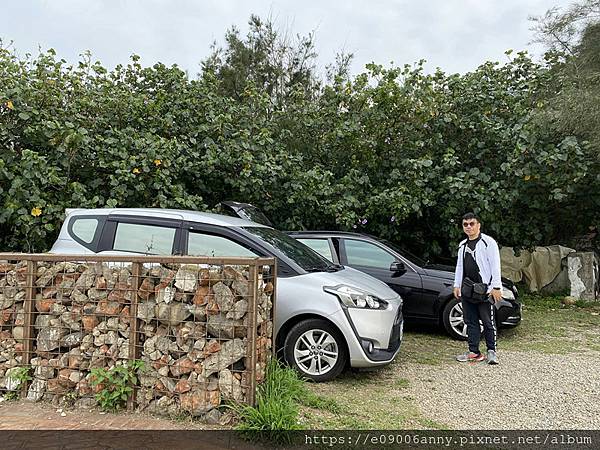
305, 264, 343, 273
305, 266, 327, 272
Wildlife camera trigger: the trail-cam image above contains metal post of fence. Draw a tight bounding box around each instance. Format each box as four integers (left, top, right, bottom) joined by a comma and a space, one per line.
21, 259, 36, 398
127, 261, 142, 411
270, 260, 277, 357
247, 263, 259, 406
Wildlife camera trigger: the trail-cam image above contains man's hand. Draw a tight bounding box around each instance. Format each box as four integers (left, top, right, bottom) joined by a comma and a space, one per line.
453, 287, 461, 299
490, 288, 502, 303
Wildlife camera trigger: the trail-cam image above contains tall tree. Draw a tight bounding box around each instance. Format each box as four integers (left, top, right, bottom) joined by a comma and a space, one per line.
201, 15, 320, 107
529, 0, 600, 247
530, 0, 600, 146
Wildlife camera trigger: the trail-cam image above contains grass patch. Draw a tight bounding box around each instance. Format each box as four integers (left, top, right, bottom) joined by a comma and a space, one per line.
299, 390, 342, 414
399, 325, 464, 366
234, 359, 304, 442
299, 357, 447, 430
395, 378, 410, 388
234, 358, 345, 440
500, 293, 600, 353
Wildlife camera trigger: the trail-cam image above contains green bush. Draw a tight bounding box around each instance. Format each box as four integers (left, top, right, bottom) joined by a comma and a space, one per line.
234, 359, 305, 442
1, 16, 597, 260
89, 360, 144, 411
2, 366, 32, 401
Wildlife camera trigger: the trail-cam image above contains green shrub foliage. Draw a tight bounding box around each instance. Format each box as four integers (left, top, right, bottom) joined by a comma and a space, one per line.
89, 361, 144, 411
0, 14, 598, 259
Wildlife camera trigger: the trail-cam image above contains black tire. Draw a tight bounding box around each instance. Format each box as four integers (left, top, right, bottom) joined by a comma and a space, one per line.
442, 298, 469, 340
283, 319, 347, 382
443, 297, 488, 341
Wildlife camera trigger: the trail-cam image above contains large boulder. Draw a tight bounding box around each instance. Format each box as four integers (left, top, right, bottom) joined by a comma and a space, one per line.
219, 368, 244, 402
27, 378, 47, 401
174, 266, 200, 292
137, 301, 156, 323
180, 389, 221, 416
207, 314, 247, 339
37, 327, 68, 352
156, 303, 191, 326
211, 282, 235, 312
203, 339, 246, 376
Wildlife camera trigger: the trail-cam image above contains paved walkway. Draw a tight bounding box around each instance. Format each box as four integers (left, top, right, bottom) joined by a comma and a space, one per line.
0, 400, 265, 449
0, 400, 209, 430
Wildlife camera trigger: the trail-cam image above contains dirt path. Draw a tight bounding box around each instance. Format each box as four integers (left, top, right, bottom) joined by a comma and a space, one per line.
0, 399, 213, 430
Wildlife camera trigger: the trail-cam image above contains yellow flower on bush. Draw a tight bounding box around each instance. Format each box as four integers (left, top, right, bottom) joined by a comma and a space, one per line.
153, 159, 162, 166
132, 168, 141, 174
6, 100, 14, 110
524, 175, 531, 181
31, 207, 42, 217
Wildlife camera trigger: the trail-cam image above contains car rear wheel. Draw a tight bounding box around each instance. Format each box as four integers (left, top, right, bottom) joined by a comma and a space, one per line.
283, 319, 347, 382
443, 298, 485, 340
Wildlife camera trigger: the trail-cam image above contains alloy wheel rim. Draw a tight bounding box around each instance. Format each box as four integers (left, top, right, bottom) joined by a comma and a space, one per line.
449, 302, 484, 337
449, 302, 468, 337
294, 329, 339, 376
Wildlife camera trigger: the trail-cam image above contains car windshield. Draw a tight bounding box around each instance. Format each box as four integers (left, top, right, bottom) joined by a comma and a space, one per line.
243, 227, 337, 272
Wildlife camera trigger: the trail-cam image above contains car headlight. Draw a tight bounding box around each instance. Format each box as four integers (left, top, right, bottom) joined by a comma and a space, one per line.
324, 285, 388, 309
501, 286, 515, 300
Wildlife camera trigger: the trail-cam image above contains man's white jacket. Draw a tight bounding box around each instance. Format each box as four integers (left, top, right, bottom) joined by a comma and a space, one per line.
453, 232, 502, 293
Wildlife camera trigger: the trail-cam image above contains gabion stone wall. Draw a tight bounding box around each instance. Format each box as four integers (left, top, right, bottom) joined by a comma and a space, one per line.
134, 263, 273, 418
0, 256, 274, 423
0, 261, 27, 391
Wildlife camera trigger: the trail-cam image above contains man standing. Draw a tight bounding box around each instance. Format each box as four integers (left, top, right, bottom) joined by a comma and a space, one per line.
453, 213, 503, 365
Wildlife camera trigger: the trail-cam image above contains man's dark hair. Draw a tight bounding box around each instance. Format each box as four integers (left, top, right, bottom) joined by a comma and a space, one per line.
462, 212, 481, 222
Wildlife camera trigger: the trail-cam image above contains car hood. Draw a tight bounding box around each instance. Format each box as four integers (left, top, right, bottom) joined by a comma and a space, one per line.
299, 266, 400, 301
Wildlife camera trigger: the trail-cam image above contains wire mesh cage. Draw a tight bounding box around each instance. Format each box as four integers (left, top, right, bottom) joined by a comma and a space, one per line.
0, 254, 275, 422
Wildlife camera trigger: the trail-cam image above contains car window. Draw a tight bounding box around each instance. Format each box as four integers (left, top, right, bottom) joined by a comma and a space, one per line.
71, 218, 99, 244
188, 232, 258, 257
296, 238, 334, 262
113, 222, 176, 255
344, 239, 396, 269
243, 227, 333, 271
379, 238, 427, 267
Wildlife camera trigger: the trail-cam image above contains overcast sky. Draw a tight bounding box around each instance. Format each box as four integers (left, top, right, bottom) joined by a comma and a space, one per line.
3, 0, 573, 78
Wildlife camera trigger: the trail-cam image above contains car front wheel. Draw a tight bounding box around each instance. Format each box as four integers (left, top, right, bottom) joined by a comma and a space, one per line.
443, 298, 485, 340
283, 319, 347, 382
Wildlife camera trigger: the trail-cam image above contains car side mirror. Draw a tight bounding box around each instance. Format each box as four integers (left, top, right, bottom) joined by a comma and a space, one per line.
389, 262, 406, 273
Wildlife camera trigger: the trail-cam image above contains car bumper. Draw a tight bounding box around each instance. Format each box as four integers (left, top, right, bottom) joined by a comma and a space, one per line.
358, 308, 403, 362
335, 296, 403, 368
495, 299, 522, 327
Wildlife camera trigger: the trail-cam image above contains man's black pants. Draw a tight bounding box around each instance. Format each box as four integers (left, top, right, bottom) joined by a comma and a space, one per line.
462, 297, 497, 354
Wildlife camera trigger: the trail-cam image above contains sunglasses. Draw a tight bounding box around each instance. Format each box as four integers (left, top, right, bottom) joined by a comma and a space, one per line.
462, 221, 478, 227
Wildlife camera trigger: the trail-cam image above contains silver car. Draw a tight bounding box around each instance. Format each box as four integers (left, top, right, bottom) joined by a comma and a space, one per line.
51, 208, 403, 381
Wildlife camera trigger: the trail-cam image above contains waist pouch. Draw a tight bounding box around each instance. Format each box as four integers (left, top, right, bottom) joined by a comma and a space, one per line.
461, 277, 489, 302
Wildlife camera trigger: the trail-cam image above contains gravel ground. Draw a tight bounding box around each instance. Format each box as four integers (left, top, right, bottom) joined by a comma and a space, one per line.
399, 349, 600, 429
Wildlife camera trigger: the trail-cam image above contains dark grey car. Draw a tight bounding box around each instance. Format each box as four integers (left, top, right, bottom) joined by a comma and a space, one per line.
288, 231, 521, 340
